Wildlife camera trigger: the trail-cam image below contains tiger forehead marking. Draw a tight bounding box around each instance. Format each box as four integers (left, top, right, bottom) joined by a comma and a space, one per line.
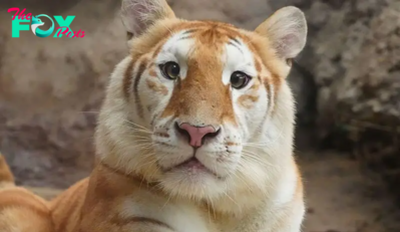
159, 29, 232, 124
123, 21, 270, 102
154, 24, 261, 124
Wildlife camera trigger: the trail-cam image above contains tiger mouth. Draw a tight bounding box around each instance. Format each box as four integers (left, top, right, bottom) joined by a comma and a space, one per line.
161, 157, 223, 179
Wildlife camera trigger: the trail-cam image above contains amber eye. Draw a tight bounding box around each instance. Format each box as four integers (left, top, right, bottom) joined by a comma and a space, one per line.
230, 71, 251, 89
160, 61, 180, 80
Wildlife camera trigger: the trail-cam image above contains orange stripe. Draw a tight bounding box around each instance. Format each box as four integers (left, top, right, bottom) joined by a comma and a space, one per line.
256, 78, 272, 132
133, 58, 148, 119
146, 79, 168, 95
123, 61, 134, 99
52, 180, 87, 232
110, 215, 174, 230
0, 189, 50, 217
264, 78, 272, 111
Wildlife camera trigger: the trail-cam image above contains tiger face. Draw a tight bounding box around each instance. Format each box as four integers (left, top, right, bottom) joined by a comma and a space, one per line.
96, 0, 307, 202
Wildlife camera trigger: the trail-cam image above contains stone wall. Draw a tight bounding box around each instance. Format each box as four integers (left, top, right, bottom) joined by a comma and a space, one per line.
295, 0, 400, 197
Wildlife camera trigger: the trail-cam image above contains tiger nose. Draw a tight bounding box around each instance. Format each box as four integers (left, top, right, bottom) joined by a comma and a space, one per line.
175, 122, 220, 148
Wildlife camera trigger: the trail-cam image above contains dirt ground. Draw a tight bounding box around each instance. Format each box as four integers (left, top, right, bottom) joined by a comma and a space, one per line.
300, 151, 400, 232
26, 150, 400, 232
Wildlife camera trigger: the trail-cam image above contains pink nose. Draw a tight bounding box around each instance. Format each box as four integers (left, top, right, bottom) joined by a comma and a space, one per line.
177, 123, 219, 147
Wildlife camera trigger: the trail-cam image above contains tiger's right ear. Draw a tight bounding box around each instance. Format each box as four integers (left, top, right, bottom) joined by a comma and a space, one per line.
121, 0, 176, 39
255, 6, 307, 61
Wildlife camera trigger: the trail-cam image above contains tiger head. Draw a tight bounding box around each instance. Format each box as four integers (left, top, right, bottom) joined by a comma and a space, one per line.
96, 0, 307, 210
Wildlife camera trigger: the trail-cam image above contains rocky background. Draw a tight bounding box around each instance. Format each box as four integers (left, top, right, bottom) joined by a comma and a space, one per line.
0, 0, 399, 231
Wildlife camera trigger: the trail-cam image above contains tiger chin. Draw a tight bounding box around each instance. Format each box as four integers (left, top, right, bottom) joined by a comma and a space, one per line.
0, 0, 308, 232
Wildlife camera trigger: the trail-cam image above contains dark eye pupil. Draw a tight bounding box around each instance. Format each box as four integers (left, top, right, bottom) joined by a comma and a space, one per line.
231, 73, 242, 84
230, 72, 249, 89
161, 62, 180, 80
168, 64, 180, 76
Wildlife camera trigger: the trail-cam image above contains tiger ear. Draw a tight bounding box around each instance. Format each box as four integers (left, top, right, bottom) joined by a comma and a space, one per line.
255, 6, 307, 60
121, 0, 176, 39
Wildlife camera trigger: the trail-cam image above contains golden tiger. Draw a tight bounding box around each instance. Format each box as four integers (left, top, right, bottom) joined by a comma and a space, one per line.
0, 0, 308, 231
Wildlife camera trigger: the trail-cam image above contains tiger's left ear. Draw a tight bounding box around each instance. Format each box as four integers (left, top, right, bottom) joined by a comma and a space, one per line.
121, 0, 176, 39
255, 6, 307, 60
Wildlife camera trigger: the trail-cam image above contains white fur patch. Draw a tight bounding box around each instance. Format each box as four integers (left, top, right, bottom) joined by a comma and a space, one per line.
155, 30, 195, 81
222, 38, 257, 87
120, 191, 210, 232
273, 162, 297, 205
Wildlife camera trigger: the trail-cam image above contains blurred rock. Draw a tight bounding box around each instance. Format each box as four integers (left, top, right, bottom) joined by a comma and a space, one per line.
0, 0, 126, 187
336, 2, 400, 122
290, 0, 399, 139
292, 0, 400, 198
335, 1, 400, 199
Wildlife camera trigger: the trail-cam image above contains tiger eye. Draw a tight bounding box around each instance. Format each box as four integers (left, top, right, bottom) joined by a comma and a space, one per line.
230, 71, 251, 89
160, 62, 180, 80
